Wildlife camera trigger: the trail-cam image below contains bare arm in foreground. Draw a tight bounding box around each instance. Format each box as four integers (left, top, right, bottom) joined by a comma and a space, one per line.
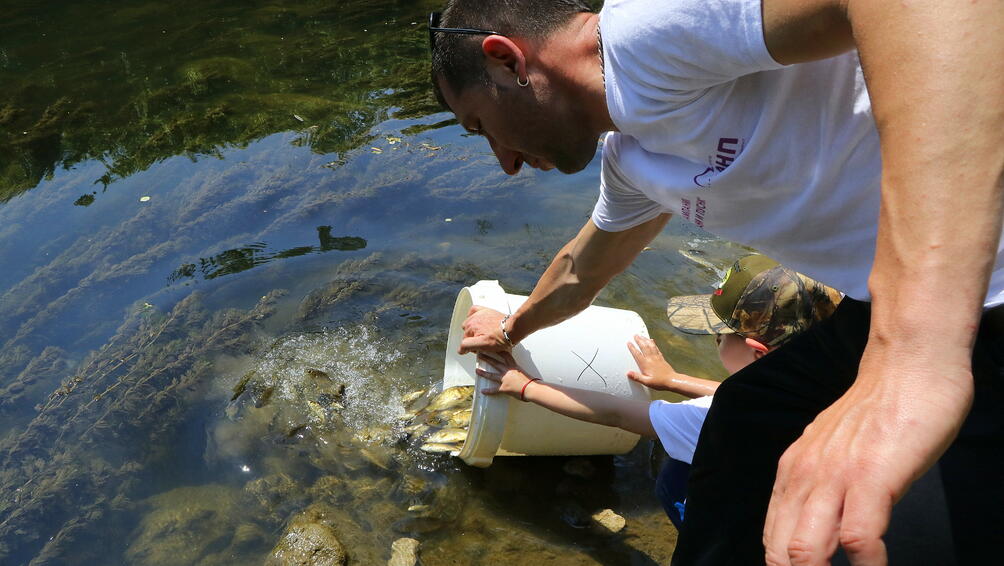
459, 213, 670, 354
760, 1, 1004, 565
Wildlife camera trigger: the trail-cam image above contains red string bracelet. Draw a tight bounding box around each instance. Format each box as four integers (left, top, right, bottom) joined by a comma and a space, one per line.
520, 378, 541, 402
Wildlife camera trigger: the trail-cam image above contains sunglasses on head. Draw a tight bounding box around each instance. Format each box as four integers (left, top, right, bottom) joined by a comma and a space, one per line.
428, 11, 505, 53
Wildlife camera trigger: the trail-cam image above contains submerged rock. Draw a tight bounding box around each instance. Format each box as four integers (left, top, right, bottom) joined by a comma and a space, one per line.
562, 458, 596, 479
266, 507, 347, 566
245, 473, 303, 512
591, 508, 626, 533
387, 537, 420, 566
125, 484, 251, 566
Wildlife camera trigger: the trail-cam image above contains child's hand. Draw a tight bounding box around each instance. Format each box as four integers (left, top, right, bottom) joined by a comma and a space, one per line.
475, 352, 537, 399
626, 335, 679, 391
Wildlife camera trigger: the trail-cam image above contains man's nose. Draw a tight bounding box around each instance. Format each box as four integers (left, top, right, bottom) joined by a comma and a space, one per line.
487, 136, 523, 175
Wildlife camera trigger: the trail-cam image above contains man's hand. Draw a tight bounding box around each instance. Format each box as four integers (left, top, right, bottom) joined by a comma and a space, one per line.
458, 306, 511, 355
763, 344, 974, 566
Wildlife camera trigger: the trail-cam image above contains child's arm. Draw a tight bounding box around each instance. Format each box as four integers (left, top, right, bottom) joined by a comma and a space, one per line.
626, 335, 721, 398
476, 353, 657, 438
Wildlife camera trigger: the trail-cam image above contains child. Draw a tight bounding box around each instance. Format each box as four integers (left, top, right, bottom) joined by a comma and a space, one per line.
476, 254, 842, 528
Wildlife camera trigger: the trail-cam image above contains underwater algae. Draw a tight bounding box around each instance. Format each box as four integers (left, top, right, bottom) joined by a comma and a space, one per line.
0, 291, 284, 563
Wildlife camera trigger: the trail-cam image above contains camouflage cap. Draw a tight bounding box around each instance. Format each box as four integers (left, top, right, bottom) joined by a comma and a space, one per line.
666, 254, 843, 347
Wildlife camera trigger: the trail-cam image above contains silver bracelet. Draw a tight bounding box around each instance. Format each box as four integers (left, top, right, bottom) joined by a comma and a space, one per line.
499, 314, 515, 348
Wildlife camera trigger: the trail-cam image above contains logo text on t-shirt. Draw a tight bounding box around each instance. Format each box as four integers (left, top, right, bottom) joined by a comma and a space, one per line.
680, 197, 708, 228
693, 137, 744, 188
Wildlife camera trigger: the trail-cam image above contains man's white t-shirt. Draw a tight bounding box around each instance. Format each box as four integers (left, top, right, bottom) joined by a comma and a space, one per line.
649, 396, 713, 464
595, 0, 1004, 306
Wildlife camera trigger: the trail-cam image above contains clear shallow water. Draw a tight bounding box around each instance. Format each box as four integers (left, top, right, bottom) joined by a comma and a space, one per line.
0, 1, 750, 564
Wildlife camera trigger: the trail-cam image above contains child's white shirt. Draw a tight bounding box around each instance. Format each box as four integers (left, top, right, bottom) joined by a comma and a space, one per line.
648, 396, 714, 464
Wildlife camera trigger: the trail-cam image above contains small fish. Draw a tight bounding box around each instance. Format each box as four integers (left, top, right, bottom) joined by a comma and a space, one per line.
419, 442, 459, 454
403, 423, 430, 438
679, 249, 718, 272
304, 368, 330, 380
401, 389, 426, 406
446, 409, 471, 429
306, 400, 326, 422
426, 406, 468, 427
426, 427, 468, 445
425, 386, 473, 413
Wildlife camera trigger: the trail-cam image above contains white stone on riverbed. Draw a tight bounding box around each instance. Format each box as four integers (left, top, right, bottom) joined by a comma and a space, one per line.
388, 537, 420, 566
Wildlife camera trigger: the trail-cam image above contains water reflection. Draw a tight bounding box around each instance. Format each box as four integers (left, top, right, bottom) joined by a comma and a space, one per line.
168, 226, 367, 282
0, 0, 439, 203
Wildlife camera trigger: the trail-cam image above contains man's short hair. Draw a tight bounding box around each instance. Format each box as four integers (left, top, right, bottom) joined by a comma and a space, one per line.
430, 0, 594, 109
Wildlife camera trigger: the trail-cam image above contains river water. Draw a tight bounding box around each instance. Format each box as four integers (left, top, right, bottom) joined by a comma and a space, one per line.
0, 1, 748, 564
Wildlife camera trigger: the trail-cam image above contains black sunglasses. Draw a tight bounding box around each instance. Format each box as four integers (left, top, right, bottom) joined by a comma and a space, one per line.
428, 11, 504, 53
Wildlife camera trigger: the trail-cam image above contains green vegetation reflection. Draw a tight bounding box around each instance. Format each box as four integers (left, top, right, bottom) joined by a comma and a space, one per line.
0, 0, 440, 202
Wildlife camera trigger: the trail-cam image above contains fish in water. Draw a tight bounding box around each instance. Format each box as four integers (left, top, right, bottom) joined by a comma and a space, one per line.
401, 389, 426, 407
425, 386, 473, 413
445, 408, 471, 429
419, 442, 460, 454
425, 427, 467, 445
402, 386, 474, 455
678, 249, 718, 272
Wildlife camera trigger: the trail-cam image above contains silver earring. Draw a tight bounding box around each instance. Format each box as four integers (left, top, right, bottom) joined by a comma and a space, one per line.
517, 75, 529, 87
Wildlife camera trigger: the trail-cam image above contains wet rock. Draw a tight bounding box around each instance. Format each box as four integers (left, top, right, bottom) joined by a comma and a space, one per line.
245, 473, 300, 511
562, 458, 596, 479
388, 537, 420, 566
125, 485, 246, 565
310, 475, 344, 496
558, 501, 592, 529
266, 508, 346, 566
591, 508, 626, 533
345, 476, 394, 505
230, 523, 269, 553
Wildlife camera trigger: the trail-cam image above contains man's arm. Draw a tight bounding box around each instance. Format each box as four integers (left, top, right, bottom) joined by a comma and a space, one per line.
459, 213, 671, 354
760, 1, 1004, 565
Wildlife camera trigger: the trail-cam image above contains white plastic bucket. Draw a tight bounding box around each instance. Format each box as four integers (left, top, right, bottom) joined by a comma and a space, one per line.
443, 280, 652, 467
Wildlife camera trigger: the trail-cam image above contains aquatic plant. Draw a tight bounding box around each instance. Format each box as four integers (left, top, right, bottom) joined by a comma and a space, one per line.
0, 291, 283, 563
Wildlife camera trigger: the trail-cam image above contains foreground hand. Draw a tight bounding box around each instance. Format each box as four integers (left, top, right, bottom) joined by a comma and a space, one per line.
475, 352, 534, 398
763, 348, 974, 566
459, 306, 510, 355
626, 335, 679, 390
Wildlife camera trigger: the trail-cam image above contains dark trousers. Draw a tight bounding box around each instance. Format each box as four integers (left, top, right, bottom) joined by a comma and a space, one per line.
656, 457, 691, 530
672, 298, 1004, 566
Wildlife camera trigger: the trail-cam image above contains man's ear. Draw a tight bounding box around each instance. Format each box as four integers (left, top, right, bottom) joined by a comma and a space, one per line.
481, 35, 527, 82
745, 337, 770, 358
